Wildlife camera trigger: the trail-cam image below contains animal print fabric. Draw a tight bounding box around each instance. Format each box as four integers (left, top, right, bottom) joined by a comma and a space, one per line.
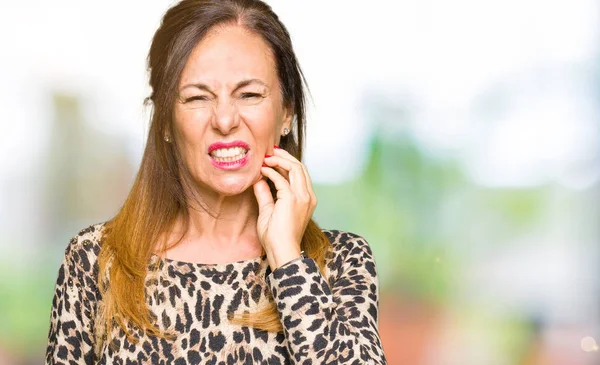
45, 223, 388, 364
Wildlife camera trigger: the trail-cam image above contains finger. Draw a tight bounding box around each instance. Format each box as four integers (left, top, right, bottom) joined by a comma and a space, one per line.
272, 147, 310, 185
260, 166, 292, 195
272, 148, 314, 200
253, 177, 274, 213
272, 164, 289, 181
263, 156, 307, 195
264, 153, 289, 181
300, 164, 317, 202
289, 158, 314, 200
273, 146, 298, 161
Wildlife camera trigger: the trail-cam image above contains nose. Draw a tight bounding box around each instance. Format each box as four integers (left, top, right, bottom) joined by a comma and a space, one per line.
211, 99, 240, 135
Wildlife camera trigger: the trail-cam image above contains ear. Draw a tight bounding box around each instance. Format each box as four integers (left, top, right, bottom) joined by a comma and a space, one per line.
281, 104, 294, 134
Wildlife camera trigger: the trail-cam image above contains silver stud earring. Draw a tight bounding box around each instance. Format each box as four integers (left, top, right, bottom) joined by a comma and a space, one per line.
283, 128, 290, 136
164, 135, 171, 143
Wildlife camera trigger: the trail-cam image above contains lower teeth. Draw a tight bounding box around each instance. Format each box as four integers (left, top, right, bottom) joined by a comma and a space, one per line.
212, 154, 246, 162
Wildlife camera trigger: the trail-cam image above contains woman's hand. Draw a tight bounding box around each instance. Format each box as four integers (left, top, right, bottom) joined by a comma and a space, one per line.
252, 146, 317, 271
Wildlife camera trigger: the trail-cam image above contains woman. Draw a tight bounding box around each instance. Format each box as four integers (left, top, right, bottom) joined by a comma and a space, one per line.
45, 0, 388, 363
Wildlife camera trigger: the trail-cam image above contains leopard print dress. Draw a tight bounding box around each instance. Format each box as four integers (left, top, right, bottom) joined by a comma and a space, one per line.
45, 223, 387, 364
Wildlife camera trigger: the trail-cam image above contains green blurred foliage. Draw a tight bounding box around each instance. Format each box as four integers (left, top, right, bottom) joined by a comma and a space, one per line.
0, 252, 57, 358
314, 132, 464, 303
314, 129, 549, 306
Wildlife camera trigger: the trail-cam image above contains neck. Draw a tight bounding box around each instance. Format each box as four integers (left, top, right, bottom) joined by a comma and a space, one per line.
174, 187, 262, 255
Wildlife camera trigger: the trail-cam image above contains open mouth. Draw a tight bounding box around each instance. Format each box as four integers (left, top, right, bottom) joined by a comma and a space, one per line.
209, 147, 249, 162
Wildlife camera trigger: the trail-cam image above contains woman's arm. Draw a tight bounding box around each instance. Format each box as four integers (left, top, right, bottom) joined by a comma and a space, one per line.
46, 233, 99, 364
266, 232, 388, 364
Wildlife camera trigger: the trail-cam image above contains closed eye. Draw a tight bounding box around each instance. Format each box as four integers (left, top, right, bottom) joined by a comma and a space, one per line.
184, 95, 209, 103
240, 93, 263, 99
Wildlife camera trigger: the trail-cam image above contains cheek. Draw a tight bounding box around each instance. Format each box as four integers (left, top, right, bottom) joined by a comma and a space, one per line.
238, 103, 281, 135
175, 108, 211, 144
173, 109, 212, 171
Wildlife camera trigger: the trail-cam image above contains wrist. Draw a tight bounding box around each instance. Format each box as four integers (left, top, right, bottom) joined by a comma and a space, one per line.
276, 251, 305, 269
267, 247, 304, 270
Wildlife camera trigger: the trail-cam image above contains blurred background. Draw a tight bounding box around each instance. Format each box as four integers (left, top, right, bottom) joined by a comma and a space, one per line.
0, 0, 598, 364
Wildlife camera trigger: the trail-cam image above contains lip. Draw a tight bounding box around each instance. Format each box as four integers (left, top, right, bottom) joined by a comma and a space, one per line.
209, 151, 250, 170
208, 140, 250, 171
207, 140, 250, 154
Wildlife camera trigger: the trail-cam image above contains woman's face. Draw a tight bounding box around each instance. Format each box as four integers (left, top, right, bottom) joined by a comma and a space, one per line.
173, 25, 292, 197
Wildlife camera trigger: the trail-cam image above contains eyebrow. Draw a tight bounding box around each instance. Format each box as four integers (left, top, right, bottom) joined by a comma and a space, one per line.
180, 78, 268, 93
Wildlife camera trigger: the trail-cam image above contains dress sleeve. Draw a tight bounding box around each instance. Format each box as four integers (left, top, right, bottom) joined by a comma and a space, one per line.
265, 234, 388, 364
45, 235, 99, 364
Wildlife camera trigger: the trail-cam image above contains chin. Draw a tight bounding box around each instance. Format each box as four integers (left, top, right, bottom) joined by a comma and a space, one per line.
212, 176, 254, 196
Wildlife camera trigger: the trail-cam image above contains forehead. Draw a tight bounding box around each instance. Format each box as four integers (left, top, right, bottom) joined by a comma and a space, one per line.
179, 25, 278, 89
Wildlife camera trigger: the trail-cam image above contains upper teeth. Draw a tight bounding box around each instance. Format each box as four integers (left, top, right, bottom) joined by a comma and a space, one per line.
210, 147, 248, 158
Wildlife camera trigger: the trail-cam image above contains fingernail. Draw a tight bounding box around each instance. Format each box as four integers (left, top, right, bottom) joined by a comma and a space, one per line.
262, 163, 268, 167
273, 145, 281, 149
264, 154, 272, 158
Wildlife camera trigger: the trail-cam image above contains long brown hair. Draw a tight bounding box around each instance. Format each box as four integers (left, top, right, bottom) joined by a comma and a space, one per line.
96, 0, 331, 351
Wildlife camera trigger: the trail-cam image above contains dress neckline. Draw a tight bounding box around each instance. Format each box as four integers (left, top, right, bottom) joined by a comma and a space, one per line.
150, 252, 268, 269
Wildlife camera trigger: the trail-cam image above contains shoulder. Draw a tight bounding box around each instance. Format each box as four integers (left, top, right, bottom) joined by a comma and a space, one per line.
321, 229, 374, 256
62, 222, 107, 276
320, 229, 377, 277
